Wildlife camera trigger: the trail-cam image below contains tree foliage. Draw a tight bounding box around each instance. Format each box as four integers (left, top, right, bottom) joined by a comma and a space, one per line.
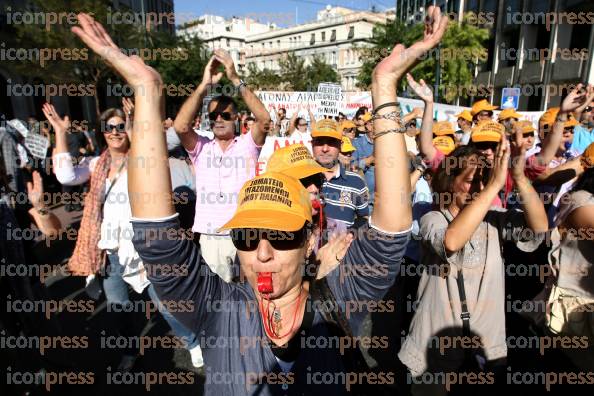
357, 13, 489, 103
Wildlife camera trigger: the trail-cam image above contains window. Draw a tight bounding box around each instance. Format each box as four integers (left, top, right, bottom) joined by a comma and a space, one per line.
331, 29, 336, 42
321, 31, 326, 41
277, 40, 280, 48
310, 33, 315, 45
348, 26, 354, 39
226, 38, 230, 47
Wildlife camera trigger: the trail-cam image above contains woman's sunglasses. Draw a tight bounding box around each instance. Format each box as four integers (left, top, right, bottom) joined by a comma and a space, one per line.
474, 142, 498, 152
208, 111, 234, 121
564, 127, 575, 134
103, 123, 126, 134
522, 132, 535, 138
230, 228, 307, 251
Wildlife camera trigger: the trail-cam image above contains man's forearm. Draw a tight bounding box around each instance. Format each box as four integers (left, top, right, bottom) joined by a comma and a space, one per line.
174, 83, 207, 135
516, 177, 548, 233
235, 80, 270, 144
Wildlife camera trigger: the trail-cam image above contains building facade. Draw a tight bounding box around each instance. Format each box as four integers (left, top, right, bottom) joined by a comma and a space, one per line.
395, 0, 594, 111
244, 6, 390, 90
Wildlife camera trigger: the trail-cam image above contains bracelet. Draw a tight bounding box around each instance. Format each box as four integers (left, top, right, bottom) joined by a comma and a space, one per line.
373, 102, 400, 114
373, 127, 407, 139
371, 109, 402, 122
36, 206, 49, 216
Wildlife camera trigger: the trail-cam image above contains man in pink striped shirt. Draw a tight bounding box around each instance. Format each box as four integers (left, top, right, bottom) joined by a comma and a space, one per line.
173, 49, 271, 282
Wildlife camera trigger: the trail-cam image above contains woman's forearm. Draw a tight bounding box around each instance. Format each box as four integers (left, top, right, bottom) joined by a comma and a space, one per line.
516, 177, 549, 233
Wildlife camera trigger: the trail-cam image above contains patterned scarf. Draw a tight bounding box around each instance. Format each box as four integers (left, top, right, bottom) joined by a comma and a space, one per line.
67, 150, 111, 276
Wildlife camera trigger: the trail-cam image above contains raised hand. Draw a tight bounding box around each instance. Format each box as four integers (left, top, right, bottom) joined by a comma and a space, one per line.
372, 6, 447, 85
71, 13, 162, 89
201, 56, 224, 86
213, 49, 239, 82
27, 171, 44, 209
488, 133, 511, 190
42, 103, 70, 135
561, 83, 588, 113
315, 232, 354, 279
510, 123, 530, 182
407, 73, 434, 103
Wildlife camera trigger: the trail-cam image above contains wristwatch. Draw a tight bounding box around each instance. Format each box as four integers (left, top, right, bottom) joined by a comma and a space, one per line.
235, 79, 247, 96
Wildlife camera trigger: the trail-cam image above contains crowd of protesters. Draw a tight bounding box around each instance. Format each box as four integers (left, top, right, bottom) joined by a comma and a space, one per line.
1, 6, 593, 395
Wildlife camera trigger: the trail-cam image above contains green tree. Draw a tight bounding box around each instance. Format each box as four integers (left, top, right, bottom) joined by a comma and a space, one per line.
278, 53, 307, 91
305, 55, 339, 89
357, 13, 489, 104
245, 63, 282, 91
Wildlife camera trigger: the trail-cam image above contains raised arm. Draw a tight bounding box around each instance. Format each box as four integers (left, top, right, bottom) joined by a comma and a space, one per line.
43, 103, 69, 155
407, 74, 436, 161
537, 84, 587, 166
173, 57, 222, 152
307, 106, 317, 132
571, 84, 594, 123
27, 171, 61, 236
370, 6, 447, 233
510, 126, 548, 233
443, 134, 510, 253
72, 13, 172, 219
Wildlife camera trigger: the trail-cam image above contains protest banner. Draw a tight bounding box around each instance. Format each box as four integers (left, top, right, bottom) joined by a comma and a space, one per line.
25, 133, 50, 159
315, 83, 343, 118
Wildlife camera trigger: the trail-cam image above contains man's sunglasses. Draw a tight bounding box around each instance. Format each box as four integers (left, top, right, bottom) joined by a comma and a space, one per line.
474, 142, 498, 152
104, 123, 126, 134
300, 174, 324, 190
208, 111, 234, 121
564, 127, 575, 134
522, 132, 535, 138
585, 106, 593, 112
230, 228, 307, 251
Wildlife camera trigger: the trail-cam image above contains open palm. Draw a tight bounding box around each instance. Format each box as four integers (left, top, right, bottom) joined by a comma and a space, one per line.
71, 13, 162, 89
373, 6, 448, 82
42, 103, 70, 135
407, 74, 433, 102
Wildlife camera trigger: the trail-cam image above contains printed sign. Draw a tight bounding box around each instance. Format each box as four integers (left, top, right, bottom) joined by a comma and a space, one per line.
315, 83, 343, 117
24, 133, 49, 159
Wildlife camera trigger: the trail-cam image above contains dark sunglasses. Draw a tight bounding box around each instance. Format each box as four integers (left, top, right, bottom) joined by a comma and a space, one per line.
474, 142, 498, 152
297, 123, 308, 127
300, 174, 324, 190
522, 132, 535, 138
208, 111, 234, 121
585, 106, 593, 112
104, 123, 126, 134
230, 228, 307, 251
564, 128, 575, 134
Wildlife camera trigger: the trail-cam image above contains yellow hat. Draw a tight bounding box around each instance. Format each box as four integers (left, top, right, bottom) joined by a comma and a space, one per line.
341, 136, 356, 153
361, 112, 372, 122
266, 144, 327, 179
539, 108, 579, 128
338, 120, 356, 132
219, 172, 312, 232
312, 119, 342, 140
471, 99, 498, 116
517, 120, 536, 133
433, 136, 456, 155
432, 121, 455, 136
498, 108, 522, 121
471, 120, 504, 143
581, 142, 594, 169
455, 110, 473, 122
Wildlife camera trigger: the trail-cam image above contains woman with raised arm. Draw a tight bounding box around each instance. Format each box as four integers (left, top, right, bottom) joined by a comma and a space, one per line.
71, 7, 447, 395
398, 126, 549, 394
47, 102, 201, 368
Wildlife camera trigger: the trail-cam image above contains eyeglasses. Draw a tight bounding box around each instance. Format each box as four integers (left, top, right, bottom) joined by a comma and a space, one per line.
230, 228, 307, 251
298, 123, 307, 127
522, 132, 535, 138
585, 106, 593, 112
341, 152, 353, 157
104, 123, 126, 134
564, 128, 575, 134
208, 111, 234, 121
474, 142, 498, 152
406, 123, 417, 129
300, 174, 324, 190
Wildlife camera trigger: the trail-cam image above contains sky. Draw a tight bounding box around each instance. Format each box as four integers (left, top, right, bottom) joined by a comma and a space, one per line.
173, 0, 395, 27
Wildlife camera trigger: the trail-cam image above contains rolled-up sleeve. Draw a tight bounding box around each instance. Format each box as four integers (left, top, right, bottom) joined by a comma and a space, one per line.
53, 153, 93, 186
419, 210, 463, 265
131, 217, 225, 333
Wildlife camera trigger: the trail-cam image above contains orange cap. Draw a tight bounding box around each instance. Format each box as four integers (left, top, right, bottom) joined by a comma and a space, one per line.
361, 112, 372, 122
339, 120, 356, 132
539, 108, 579, 128
219, 172, 312, 232
455, 110, 473, 122
471, 120, 504, 143
498, 108, 522, 121
266, 144, 327, 180
581, 142, 594, 169
471, 99, 498, 116
341, 136, 356, 153
433, 136, 456, 155
432, 121, 455, 136
517, 120, 536, 133
312, 119, 342, 141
